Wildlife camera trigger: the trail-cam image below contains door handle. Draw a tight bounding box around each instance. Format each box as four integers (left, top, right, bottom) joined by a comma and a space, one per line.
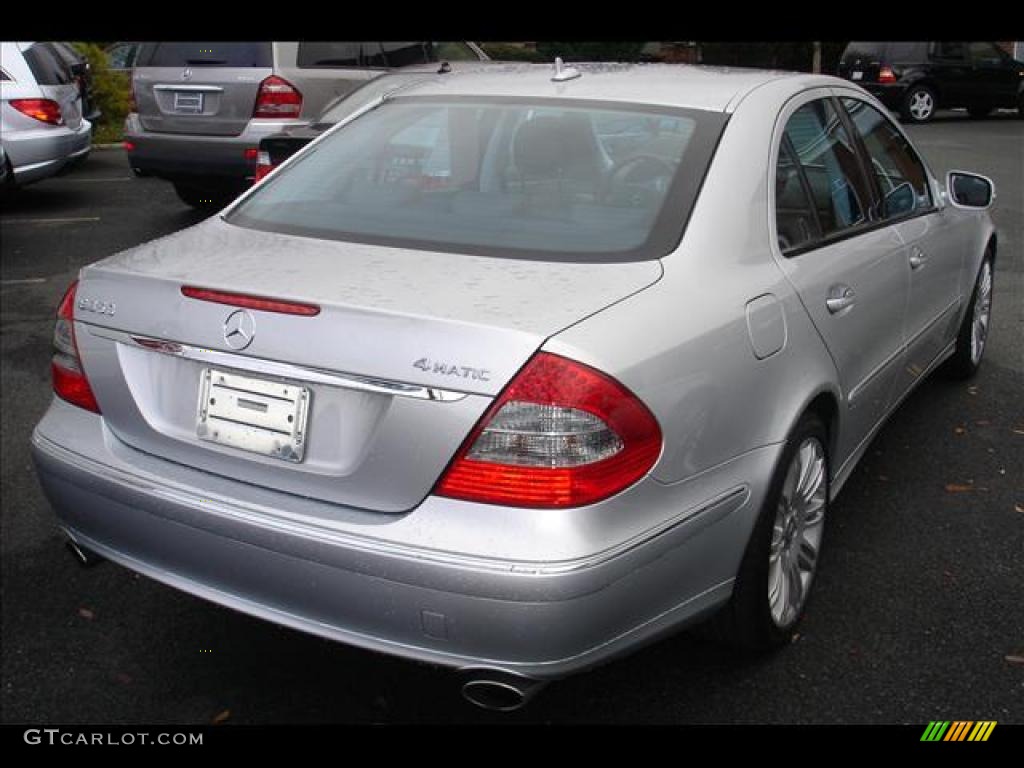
826, 285, 856, 314
909, 247, 928, 270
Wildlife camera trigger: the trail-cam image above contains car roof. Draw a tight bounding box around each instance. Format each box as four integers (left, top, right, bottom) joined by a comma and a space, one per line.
392, 62, 839, 113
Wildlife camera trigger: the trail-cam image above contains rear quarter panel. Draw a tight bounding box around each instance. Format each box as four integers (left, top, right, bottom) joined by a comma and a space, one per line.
545, 80, 841, 488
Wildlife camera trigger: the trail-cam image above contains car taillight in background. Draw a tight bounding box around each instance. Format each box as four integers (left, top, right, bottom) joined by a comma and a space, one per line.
878, 66, 898, 84
253, 75, 302, 119
253, 150, 276, 182
52, 280, 101, 414
436, 352, 662, 508
10, 98, 63, 125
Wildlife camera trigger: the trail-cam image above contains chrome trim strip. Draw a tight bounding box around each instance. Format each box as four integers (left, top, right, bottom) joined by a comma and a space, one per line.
848, 296, 961, 405
85, 326, 467, 402
153, 84, 224, 93
833, 338, 956, 499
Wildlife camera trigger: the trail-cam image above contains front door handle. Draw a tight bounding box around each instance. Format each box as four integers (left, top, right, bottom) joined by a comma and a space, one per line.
826, 285, 856, 314
909, 247, 928, 270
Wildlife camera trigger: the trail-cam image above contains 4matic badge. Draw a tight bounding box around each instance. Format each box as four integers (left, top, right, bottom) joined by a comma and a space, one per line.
413, 358, 491, 382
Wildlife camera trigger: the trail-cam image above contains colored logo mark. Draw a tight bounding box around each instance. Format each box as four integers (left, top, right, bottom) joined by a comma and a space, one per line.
921, 721, 997, 742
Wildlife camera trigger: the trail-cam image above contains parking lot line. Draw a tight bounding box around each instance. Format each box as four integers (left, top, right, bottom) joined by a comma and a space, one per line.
2, 216, 101, 224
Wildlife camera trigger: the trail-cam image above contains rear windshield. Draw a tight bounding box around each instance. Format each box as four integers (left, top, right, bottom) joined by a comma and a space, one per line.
841, 42, 885, 62
227, 97, 726, 262
23, 43, 72, 85
136, 42, 272, 68
297, 42, 480, 69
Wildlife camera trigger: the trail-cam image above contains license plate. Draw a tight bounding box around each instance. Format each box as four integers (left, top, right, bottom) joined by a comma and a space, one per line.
174, 91, 204, 113
197, 368, 310, 462
851, 71, 863, 81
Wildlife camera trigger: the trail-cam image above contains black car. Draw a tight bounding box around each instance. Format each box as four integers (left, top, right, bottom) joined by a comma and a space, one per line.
838, 41, 1024, 123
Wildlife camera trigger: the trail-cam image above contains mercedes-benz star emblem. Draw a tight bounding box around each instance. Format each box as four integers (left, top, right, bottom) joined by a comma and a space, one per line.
223, 310, 255, 351
182, 67, 193, 81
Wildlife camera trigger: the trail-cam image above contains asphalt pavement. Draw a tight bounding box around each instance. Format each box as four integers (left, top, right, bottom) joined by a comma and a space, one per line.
2, 112, 1022, 724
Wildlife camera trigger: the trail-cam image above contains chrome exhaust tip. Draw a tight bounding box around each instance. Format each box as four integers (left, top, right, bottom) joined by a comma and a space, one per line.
459, 669, 547, 712
65, 536, 104, 568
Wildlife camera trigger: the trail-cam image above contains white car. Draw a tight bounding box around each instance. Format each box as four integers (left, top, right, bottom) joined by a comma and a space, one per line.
1, 41, 91, 187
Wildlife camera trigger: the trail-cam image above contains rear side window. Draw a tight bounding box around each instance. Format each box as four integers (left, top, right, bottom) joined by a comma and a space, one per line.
783, 99, 872, 237
297, 42, 364, 68
968, 42, 1006, 64
841, 97, 931, 219
22, 43, 72, 85
775, 139, 820, 254
228, 97, 726, 262
136, 42, 272, 68
932, 42, 966, 60
886, 42, 927, 61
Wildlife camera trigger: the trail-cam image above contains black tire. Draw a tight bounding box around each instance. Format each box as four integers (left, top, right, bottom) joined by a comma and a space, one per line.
900, 84, 937, 123
967, 105, 994, 119
707, 412, 829, 651
943, 251, 994, 380
172, 181, 237, 210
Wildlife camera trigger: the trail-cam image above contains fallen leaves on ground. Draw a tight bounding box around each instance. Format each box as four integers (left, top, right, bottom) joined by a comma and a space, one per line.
1005, 655, 1024, 666
945, 483, 975, 493
78, 608, 94, 620
954, 426, 966, 435
1015, 504, 1024, 514
211, 709, 231, 725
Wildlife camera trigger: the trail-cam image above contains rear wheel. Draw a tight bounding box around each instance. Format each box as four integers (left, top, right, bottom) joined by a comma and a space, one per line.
708, 413, 828, 650
901, 85, 936, 123
944, 252, 994, 379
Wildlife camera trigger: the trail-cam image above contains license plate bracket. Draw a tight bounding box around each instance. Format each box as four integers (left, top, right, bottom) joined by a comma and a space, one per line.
197, 368, 310, 462
174, 91, 204, 114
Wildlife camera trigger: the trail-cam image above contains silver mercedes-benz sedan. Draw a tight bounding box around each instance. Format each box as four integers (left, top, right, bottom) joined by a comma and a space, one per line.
31, 62, 996, 710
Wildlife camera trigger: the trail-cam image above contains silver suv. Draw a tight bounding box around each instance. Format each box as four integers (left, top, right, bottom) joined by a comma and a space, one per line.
125, 42, 487, 208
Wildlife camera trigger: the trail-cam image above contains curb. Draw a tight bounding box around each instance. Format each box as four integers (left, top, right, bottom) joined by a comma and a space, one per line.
92, 143, 125, 150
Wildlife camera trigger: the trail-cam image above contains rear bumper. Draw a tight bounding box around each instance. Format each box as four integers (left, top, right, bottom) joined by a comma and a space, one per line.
32, 398, 779, 679
123, 113, 305, 184
858, 82, 908, 111
4, 120, 92, 186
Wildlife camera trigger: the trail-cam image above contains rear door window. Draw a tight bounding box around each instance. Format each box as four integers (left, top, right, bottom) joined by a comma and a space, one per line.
782, 99, 873, 237
297, 42, 364, 68
137, 42, 272, 68
968, 42, 1006, 65
775, 139, 821, 254
931, 42, 967, 60
840, 97, 932, 219
886, 42, 927, 61
22, 43, 72, 85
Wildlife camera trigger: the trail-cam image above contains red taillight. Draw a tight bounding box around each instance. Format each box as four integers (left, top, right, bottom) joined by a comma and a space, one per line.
181, 286, 320, 316
253, 150, 276, 183
52, 280, 101, 413
10, 98, 63, 125
253, 75, 302, 119
435, 352, 662, 508
123, 140, 136, 152
243, 147, 259, 162
878, 66, 897, 84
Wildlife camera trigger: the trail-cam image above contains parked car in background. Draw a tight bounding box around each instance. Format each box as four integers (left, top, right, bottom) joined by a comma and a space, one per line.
124, 42, 489, 208
1, 41, 92, 187
33, 63, 997, 711
838, 41, 1024, 122
50, 42, 100, 123
253, 60, 512, 182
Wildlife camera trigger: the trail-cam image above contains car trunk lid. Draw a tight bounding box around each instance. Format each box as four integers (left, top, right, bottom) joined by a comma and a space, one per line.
72, 218, 662, 512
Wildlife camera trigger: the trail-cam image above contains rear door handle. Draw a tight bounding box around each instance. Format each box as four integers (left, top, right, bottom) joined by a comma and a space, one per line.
826, 285, 856, 314
909, 247, 928, 270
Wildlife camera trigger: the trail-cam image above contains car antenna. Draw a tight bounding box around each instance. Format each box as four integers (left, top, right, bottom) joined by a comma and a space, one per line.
551, 56, 581, 82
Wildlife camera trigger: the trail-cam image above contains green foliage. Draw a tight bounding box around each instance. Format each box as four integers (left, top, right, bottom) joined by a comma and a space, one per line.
478, 43, 548, 62
70, 42, 131, 143
535, 42, 647, 62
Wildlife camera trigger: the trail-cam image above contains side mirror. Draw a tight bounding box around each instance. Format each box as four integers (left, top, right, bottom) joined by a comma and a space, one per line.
946, 171, 995, 210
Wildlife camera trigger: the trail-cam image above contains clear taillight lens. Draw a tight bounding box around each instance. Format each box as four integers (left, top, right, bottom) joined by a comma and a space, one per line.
435, 352, 662, 508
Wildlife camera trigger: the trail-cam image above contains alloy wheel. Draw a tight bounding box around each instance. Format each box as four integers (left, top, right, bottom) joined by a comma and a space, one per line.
970, 260, 993, 365
768, 437, 826, 627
